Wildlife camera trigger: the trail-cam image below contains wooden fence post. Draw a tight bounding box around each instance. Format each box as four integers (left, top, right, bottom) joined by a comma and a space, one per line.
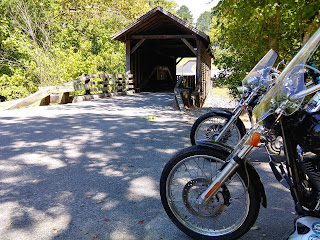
125, 75, 128, 91
103, 76, 108, 94
118, 76, 122, 92
85, 78, 90, 95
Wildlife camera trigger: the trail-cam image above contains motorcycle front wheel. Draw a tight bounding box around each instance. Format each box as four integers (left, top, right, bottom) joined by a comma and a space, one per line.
160, 145, 260, 240
190, 112, 246, 146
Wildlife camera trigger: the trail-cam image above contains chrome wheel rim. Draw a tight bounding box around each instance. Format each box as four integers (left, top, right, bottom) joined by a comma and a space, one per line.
166, 155, 250, 236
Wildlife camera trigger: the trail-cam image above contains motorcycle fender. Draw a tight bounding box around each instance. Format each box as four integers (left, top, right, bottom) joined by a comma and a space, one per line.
196, 141, 267, 208
244, 161, 267, 208
210, 108, 233, 118
196, 139, 233, 153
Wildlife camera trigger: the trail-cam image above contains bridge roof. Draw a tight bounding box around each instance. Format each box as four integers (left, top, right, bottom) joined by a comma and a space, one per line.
111, 6, 210, 43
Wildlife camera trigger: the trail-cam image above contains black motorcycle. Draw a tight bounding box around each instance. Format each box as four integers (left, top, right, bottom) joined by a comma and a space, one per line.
160, 27, 320, 239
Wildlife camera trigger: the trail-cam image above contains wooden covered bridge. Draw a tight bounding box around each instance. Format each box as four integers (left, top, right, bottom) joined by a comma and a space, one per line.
1, 7, 213, 111
111, 7, 213, 106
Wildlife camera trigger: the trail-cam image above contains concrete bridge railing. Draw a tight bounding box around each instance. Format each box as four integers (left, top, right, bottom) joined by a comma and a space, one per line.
2, 74, 135, 111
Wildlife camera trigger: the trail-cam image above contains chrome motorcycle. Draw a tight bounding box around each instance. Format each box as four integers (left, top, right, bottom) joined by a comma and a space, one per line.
190, 50, 280, 149
160, 27, 320, 239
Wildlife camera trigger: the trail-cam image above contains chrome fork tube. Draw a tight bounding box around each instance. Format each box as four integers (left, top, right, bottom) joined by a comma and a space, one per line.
198, 145, 253, 204
215, 106, 243, 142
215, 89, 259, 142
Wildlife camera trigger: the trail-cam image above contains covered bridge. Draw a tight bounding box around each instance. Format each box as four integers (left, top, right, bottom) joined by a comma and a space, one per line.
111, 6, 212, 106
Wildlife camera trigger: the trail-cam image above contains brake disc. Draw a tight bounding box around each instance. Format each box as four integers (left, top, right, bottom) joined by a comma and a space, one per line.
182, 178, 228, 219
205, 125, 232, 143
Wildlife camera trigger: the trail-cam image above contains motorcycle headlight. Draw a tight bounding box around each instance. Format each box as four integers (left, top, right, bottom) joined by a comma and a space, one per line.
288, 216, 320, 240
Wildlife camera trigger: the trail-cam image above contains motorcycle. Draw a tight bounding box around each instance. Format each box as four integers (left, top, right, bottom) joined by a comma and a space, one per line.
190, 50, 281, 150
160, 27, 320, 240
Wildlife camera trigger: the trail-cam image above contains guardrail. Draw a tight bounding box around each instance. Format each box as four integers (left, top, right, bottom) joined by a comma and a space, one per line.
2, 74, 134, 111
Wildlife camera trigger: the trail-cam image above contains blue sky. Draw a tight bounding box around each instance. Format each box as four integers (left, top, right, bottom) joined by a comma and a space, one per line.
173, 0, 220, 21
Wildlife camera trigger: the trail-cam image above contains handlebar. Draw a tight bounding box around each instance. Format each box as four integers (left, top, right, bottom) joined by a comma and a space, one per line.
293, 83, 320, 99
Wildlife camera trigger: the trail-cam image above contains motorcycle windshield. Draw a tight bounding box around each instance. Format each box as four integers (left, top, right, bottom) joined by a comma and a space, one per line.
242, 49, 278, 87
252, 27, 320, 124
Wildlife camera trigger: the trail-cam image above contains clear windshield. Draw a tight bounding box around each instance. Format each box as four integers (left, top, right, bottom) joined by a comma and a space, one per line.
252, 27, 320, 124
242, 49, 278, 87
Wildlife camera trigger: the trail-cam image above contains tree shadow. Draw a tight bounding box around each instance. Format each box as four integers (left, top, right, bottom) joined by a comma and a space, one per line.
0, 93, 192, 239
0, 92, 295, 240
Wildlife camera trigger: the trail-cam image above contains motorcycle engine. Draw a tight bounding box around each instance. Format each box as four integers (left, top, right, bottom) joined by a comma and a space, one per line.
295, 111, 320, 155
294, 111, 320, 207
300, 152, 320, 192
303, 113, 320, 155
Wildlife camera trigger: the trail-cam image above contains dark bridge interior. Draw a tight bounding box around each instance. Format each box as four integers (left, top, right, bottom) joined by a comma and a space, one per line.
112, 7, 212, 95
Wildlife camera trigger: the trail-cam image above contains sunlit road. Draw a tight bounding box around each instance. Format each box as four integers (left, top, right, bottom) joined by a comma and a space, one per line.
0, 93, 295, 239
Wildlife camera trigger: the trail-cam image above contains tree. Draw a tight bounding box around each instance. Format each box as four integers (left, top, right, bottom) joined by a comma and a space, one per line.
148, 0, 177, 12
210, 0, 320, 95
176, 5, 193, 25
0, 0, 178, 100
8, 0, 56, 86
196, 11, 213, 32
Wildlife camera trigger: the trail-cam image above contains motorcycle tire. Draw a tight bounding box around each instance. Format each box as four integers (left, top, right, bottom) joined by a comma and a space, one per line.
160, 145, 260, 240
190, 112, 246, 146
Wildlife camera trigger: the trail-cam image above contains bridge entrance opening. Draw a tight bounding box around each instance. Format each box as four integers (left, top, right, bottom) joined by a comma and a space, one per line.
111, 7, 213, 106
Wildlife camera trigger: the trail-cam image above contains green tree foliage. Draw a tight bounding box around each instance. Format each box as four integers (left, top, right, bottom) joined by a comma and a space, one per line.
211, 0, 320, 95
196, 11, 213, 32
149, 0, 177, 11
176, 5, 194, 25
0, 0, 176, 100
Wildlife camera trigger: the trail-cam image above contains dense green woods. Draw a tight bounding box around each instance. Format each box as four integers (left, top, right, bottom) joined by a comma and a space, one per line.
210, 0, 320, 92
1, 0, 320, 100
0, 0, 176, 100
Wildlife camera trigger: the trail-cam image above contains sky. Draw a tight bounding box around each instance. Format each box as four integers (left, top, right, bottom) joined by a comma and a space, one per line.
173, 0, 220, 22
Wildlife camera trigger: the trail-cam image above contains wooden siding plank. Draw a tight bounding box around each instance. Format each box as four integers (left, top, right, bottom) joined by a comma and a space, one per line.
126, 40, 131, 74
196, 37, 201, 88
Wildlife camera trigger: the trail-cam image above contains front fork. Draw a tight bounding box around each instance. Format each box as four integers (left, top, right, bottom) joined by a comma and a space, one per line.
197, 145, 254, 204
214, 105, 244, 142
214, 88, 259, 142
197, 123, 264, 205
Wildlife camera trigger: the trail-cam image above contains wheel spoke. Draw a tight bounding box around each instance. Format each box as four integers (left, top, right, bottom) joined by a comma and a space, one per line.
160, 145, 261, 240
192, 114, 243, 147
165, 154, 251, 236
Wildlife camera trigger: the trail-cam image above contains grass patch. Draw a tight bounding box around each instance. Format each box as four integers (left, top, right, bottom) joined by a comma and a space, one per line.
212, 87, 233, 99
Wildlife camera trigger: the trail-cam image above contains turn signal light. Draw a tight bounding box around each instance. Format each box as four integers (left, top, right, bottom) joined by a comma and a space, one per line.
250, 132, 261, 147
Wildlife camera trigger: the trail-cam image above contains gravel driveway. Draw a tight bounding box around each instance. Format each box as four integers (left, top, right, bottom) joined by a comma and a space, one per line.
0, 93, 296, 240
